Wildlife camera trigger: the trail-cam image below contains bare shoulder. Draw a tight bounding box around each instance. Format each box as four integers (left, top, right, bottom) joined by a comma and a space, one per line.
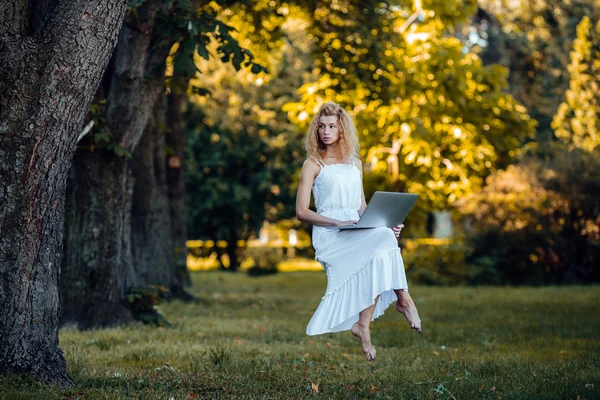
302, 157, 321, 180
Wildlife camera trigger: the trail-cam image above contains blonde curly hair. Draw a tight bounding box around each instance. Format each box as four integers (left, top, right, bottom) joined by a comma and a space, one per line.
304, 101, 360, 164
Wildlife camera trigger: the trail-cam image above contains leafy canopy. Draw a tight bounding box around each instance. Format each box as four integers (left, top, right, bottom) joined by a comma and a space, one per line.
284, 0, 535, 209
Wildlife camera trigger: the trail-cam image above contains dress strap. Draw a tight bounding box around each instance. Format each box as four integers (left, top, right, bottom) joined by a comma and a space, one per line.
310, 156, 325, 168
351, 153, 360, 167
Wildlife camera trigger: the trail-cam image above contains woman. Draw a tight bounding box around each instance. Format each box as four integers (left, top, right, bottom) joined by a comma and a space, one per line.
295, 101, 422, 361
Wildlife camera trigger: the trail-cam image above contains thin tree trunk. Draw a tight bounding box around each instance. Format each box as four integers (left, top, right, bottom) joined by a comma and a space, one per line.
0, 0, 127, 386
61, 2, 173, 328
226, 236, 240, 271
166, 93, 193, 286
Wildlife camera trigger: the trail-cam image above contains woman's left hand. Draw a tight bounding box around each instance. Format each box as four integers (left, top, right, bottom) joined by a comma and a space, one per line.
392, 224, 404, 238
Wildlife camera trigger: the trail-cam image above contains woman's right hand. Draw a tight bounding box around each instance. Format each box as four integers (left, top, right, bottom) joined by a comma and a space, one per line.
335, 220, 358, 227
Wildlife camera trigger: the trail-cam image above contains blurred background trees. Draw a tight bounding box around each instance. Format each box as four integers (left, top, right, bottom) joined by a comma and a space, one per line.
551, 15, 599, 152
138, 0, 599, 284
474, 0, 599, 148
456, 11, 600, 285
184, 3, 309, 270
60, 0, 268, 328
58, 0, 600, 331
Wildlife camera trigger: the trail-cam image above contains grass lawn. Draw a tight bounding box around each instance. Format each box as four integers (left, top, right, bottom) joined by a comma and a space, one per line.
2, 272, 599, 399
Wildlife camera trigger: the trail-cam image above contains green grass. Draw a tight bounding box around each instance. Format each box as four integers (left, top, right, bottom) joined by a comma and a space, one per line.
2, 272, 599, 399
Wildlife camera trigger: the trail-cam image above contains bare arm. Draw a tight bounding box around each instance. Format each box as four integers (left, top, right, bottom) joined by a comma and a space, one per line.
355, 157, 368, 216
296, 159, 357, 227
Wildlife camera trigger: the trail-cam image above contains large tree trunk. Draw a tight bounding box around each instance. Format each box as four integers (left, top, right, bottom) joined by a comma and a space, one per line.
0, 0, 127, 386
166, 93, 193, 287
131, 94, 187, 297
61, 151, 137, 328
61, 2, 173, 328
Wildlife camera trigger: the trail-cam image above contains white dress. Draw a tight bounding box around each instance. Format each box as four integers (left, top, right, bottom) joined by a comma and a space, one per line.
306, 157, 409, 336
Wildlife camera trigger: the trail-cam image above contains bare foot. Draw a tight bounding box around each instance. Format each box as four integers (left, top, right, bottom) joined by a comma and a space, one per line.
351, 322, 376, 361
396, 294, 422, 333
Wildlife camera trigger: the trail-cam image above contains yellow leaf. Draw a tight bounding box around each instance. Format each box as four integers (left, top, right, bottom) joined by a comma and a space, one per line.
405, 150, 417, 164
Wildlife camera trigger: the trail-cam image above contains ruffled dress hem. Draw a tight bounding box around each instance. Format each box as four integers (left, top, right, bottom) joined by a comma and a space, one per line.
306, 248, 408, 336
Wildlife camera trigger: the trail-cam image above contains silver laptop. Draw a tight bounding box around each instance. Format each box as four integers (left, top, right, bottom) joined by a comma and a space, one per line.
338, 191, 418, 230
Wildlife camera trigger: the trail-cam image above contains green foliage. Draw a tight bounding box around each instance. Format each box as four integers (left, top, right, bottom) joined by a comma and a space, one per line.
456, 151, 600, 284
77, 100, 133, 158
159, 1, 269, 95
475, 0, 599, 146
301, 0, 478, 93
80, 0, 270, 156
126, 286, 171, 327
184, 101, 302, 269
241, 244, 313, 276
244, 246, 282, 276
284, 0, 535, 209
552, 16, 600, 152
402, 239, 476, 285
184, 8, 309, 269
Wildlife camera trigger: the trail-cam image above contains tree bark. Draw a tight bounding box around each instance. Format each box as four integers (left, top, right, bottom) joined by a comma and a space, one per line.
131, 94, 187, 296
61, 151, 137, 328
226, 235, 240, 271
61, 1, 174, 328
166, 93, 193, 287
0, 0, 127, 386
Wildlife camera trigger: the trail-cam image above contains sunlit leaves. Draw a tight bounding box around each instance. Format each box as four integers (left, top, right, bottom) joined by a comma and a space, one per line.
551, 16, 600, 153
475, 0, 599, 143
157, 0, 268, 95
285, 0, 535, 209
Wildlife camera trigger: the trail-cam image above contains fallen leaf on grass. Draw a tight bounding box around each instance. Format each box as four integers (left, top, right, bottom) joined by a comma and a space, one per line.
188, 393, 197, 399
311, 383, 319, 393
371, 385, 378, 393
490, 386, 496, 391
479, 384, 485, 391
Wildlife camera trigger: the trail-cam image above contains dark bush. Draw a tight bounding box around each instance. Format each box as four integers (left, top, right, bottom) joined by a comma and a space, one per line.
402, 239, 476, 285
456, 150, 600, 285
126, 286, 171, 326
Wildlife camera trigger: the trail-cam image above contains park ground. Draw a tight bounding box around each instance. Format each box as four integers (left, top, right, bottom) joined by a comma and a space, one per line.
1, 272, 599, 400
